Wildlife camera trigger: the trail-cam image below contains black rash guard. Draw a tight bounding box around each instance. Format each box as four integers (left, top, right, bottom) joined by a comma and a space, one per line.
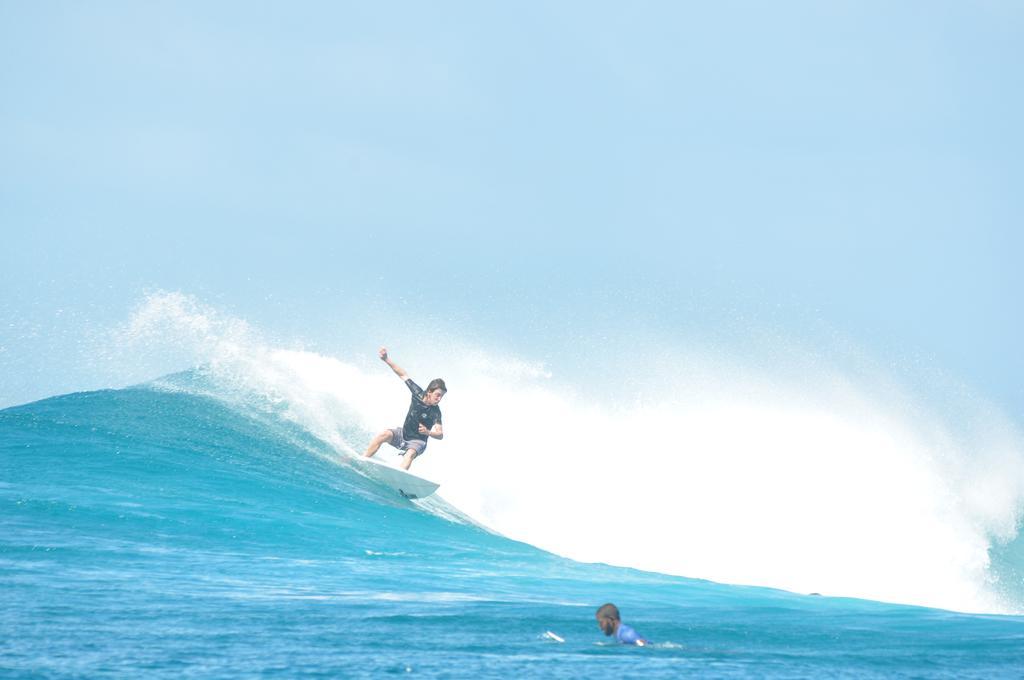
402, 379, 442, 442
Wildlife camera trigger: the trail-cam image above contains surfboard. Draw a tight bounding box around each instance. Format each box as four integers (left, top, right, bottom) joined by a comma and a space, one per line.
351, 456, 440, 499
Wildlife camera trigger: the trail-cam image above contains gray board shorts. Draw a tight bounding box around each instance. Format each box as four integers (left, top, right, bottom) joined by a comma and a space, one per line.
388, 428, 427, 456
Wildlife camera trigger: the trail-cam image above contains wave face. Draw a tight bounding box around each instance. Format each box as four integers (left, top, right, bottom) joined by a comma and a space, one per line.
3, 293, 1024, 676
105, 292, 1024, 614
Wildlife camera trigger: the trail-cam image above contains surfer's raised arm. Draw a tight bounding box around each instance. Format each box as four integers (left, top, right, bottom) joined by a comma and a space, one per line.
378, 347, 409, 381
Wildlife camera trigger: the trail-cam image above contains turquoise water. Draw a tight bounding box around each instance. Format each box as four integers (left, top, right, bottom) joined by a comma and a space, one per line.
2, 383, 1023, 678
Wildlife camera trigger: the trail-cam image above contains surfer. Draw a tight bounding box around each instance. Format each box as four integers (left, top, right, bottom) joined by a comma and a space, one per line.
363, 347, 445, 471
596, 603, 648, 646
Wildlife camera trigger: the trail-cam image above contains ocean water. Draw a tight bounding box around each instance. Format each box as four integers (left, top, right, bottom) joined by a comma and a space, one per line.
3, 295, 1024, 678
2, 379, 1023, 678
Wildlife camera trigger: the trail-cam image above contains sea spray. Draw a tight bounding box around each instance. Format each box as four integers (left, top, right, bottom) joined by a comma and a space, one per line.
113, 291, 1024, 613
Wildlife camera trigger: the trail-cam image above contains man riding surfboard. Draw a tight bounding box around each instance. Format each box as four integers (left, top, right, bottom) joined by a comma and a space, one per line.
363, 347, 446, 471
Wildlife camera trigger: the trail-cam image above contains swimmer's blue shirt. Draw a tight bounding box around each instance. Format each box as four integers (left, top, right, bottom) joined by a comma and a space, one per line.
616, 623, 646, 645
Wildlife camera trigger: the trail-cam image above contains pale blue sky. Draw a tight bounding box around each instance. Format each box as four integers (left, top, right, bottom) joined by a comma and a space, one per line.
1, 1, 1022, 415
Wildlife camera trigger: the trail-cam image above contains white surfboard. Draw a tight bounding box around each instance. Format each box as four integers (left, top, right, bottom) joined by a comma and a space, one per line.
351, 456, 440, 499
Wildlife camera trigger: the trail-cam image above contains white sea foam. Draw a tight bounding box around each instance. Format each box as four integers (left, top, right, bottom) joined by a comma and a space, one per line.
116, 291, 1024, 614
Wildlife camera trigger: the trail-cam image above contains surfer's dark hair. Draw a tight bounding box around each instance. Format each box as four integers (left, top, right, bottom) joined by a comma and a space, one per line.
426, 378, 447, 393
596, 603, 620, 621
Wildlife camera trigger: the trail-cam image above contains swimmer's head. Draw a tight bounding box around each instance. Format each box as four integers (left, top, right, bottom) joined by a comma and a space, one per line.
595, 603, 620, 636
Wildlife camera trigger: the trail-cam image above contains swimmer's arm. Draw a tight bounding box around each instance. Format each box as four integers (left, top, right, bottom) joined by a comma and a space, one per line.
378, 347, 409, 380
